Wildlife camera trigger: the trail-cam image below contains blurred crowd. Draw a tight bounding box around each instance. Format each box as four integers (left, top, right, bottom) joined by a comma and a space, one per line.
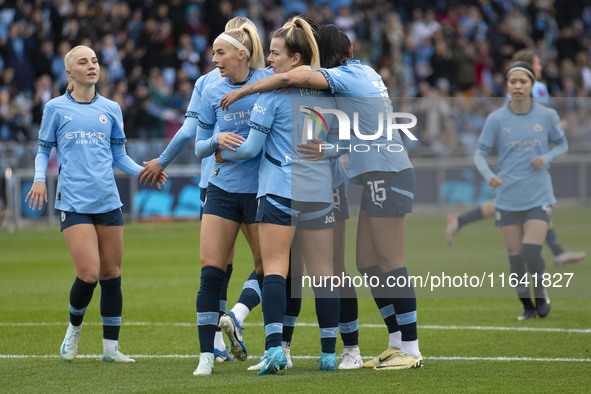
1, 0, 591, 159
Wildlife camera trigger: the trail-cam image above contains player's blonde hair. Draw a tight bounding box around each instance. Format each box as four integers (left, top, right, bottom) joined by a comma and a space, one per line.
225, 16, 256, 31
223, 24, 265, 70
64, 45, 97, 91
271, 16, 320, 70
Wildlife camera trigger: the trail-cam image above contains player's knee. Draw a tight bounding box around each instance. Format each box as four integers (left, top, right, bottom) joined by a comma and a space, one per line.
522, 243, 542, 262
77, 270, 100, 283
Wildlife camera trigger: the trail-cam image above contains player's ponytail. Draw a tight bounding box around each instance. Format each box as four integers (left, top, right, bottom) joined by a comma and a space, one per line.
225, 16, 256, 32
241, 24, 265, 70
318, 24, 351, 68
222, 25, 265, 70
272, 16, 320, 70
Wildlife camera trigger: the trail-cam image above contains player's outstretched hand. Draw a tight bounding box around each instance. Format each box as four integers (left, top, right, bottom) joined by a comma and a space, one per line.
25, 181, 47, 211
154, 172, 168, 190
139, 159, 165, 186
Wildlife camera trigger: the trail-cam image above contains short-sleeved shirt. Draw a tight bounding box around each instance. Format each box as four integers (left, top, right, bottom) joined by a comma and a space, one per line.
197, 68, 272, 193
477, 101, 566, 211
38, 91, 127, 213
319, 59, 413, 182
248, 86, 335, 203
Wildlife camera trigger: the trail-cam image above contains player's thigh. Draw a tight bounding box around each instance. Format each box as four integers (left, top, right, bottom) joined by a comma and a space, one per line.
96, 224, 123, 280
333, 220, 347, 275
243, 222, 262, 271
367, 214, 406, 271
500, 224, 524, 255
297, 226, 334, 277
200, 214, 241, 269
481, 200, 496, 218
63, 223, 101, 282
522, 219, 549, 246
258, 222, 293, 278
290, 236, 305, 277
356, 210, 377, 269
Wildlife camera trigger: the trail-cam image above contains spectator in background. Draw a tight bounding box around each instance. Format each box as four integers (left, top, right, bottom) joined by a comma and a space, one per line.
0, 0, 589, 155
30, 74, 55, 137
334, 5, 357, 44
0, 87, 23, 141
5, 22, 35, 93
177, 33, 201, 81
33, 40, 54, 77
100, 34, 125, 83
576, 51, 591, 95
51, 41, 71, 89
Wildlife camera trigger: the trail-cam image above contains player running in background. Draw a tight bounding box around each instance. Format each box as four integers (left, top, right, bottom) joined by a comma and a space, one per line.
25, 45, 166, 363
474, 61, 568, 320
446, 49, 585, 267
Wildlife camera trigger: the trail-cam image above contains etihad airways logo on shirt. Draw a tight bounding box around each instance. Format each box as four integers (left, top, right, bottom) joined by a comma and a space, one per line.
504, 139, 542, 151
65, 131, 107, 144
224, 108, 252, 127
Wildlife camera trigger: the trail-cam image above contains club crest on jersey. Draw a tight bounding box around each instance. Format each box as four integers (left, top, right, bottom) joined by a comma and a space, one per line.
533, 123, 543, 132
99, 114, 108, 124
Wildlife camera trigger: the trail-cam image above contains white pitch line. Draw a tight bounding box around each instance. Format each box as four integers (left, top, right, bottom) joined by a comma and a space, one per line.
0, 354, 589, 362
0, 322, 589, 334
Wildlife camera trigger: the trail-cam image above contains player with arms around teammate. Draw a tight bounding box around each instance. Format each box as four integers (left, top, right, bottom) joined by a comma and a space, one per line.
474, 61, 568, 320
191, 23, 269, 376
25, 45, 166, 363
221, 24, 423, 371
220, 17, 340, 374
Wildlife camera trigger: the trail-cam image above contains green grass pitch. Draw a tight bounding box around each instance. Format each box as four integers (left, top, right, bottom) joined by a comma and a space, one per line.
1, 207, 590, 392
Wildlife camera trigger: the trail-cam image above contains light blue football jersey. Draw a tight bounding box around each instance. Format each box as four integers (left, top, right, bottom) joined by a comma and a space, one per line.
37, 91, 128, 213
318, 59, 413, 183
157, 68, 221, 188
248, 88, 335, 202
477, 101, 567, 211
196, 69, 272, 193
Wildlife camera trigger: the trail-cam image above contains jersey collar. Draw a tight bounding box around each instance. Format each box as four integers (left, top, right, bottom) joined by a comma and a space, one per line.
66, 89, 100, 104
345, 59, 360, 65
228, 69, 255, 86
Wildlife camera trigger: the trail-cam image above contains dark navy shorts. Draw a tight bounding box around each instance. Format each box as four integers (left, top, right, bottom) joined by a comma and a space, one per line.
256, 194, 335, 229
495, 205, 552, 227
199, 187, 207, 220
203, 183, 257, 224
332, 183, 349, 221
359, 168, 415, 217
58, 208, 124, 231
